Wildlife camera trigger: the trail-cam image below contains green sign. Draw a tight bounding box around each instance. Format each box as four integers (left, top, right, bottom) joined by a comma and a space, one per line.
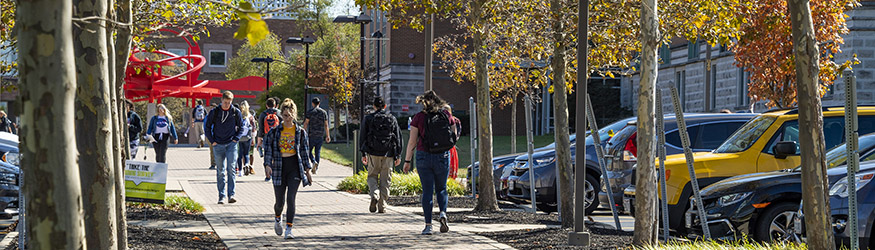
125, 160, 168, 204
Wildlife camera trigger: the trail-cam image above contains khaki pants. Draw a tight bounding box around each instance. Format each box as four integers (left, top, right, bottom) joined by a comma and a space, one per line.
367, 155, 393, 207
193, 122, 205, 146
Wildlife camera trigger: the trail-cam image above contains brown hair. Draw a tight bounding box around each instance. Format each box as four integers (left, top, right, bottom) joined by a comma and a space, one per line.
280, 98, 298, 122
415, 90, 447, 113
222, 91, 234, 100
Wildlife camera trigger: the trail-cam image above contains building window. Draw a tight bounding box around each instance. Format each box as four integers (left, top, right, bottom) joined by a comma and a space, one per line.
676, 70, 686, 111
688, 40, 699, 60
737, 67, 750, 107
167, 49, 186, 57
660, 45, 671, 65
209, 50, 227, 67
708, 65, 717, 110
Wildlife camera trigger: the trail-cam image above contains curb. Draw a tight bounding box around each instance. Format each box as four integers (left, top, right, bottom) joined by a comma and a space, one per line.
0, 232, 17, 249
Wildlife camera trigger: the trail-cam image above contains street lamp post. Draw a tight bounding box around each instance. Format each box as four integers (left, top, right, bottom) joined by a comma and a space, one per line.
333, 13, 372, 173
286, 36, 316, 107
251, 57, 275, 93
372, 31, 383, 98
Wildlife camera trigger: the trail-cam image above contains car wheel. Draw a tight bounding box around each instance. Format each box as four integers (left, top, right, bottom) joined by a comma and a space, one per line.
537, 202, 557, 213
755, 202, 802, 243
584, 174, 600, 215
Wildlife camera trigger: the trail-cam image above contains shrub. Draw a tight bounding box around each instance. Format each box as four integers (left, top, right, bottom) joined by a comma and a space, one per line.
127, 194, 205, 213
635, 240, 806, 250
338, 171, 466, 196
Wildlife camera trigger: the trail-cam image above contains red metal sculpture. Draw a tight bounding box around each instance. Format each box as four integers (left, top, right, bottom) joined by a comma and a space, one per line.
124, 29, 272, 106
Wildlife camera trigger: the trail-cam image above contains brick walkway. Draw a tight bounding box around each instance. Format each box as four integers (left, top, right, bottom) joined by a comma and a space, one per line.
152, 146, 513, 249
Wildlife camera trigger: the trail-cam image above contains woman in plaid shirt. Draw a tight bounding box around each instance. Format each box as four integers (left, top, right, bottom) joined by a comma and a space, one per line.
262, 98, 312, 239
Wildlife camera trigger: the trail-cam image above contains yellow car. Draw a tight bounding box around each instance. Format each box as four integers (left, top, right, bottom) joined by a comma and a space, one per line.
661, 107, 875, 232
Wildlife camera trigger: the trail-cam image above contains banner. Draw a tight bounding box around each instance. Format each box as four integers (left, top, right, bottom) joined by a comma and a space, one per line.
124, 160, 168, 204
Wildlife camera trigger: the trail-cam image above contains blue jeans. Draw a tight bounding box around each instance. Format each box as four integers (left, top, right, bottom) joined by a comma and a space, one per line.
214, 142, 238, 200
415, 150, 450, 224
237, 140, 252, 170
309, 137, 324, 165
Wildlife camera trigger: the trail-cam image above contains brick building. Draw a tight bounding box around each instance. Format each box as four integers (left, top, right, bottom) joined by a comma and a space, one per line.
622, 1, 875, 114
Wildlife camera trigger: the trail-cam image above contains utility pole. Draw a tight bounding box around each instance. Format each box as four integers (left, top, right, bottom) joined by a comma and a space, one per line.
424, 14, 434, 91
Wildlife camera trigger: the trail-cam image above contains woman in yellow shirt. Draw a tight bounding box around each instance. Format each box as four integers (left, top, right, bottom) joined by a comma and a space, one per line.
262, 98, 312, 239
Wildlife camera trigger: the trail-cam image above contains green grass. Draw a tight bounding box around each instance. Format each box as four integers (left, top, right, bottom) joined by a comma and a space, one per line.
635, 240, 807, 250
337, 171, 466, 196
322, 131, 556, 176
127, 194, 205, 213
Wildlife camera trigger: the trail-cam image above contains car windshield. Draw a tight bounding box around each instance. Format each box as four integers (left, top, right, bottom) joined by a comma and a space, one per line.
792, 135, 875, 171
585, 118, 634, 144
714, 116, 777, 153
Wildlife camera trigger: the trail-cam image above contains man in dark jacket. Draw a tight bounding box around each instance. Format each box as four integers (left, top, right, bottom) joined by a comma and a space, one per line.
304, 97, 330, 174
0, 111, 13, 134
360, 97, 402, 213
204, 91, 244, 204
125, 100, 143, 159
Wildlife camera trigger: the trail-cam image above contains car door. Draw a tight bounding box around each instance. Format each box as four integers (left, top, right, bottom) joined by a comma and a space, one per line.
756, 117, 846, 172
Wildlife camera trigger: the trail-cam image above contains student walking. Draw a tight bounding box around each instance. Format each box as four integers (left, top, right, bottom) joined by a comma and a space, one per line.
204, 91, 244, 204
146, 104, 179, 163
304, 97, 330, 173
237, 101, 257, 177
444, 105, 462, 179
0, 111, 14, 134
125, 100, 143, 159
208, 103, 218, 169
360, 97, 401, 214
402, 90, 459, 235
263, 98, 312, 239
191, 100, 208, 148
258, 97, 283, 181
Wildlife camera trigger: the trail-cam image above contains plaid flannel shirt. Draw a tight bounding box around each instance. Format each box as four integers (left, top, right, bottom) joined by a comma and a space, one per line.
263, 122, 311, 187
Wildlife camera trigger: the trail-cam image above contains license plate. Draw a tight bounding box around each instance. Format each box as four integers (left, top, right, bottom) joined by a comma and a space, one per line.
508, 180, 515, 191
623, 198, 631, 213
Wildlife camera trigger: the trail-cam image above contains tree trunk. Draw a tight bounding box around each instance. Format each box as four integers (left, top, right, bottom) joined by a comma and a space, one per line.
114, 2, 133, 247
633, 0, 659, 245
471, 0, 500, 212
550, 0, 574, 229
511, 95, 517, 154
789, 0, 834, 249
17, 0, 88, 248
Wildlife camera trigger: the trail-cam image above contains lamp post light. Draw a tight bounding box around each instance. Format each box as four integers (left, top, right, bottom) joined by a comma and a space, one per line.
333, 13, 372, 173
286, 36, 316, 107
251, 57, 275, 93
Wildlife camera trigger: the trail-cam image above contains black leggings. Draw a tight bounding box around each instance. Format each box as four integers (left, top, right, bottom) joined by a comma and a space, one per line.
153, 134, 169, 163
275, 156, 302, 224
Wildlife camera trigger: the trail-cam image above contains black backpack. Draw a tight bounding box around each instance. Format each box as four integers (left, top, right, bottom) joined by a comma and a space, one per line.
421, 111, 457, 153
366, 110, 397, 155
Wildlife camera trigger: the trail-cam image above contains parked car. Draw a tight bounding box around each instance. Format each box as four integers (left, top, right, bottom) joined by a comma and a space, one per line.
647, 106, 875, 233
600, 113, 757, 212
508, 114, 749, 214
685, 133, 875, 241
477, 117, 633, 203
793, 163, 875, 249
0, 132, 19, 218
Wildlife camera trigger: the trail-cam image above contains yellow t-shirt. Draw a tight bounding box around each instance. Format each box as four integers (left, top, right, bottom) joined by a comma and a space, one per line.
280, 125, 297, 155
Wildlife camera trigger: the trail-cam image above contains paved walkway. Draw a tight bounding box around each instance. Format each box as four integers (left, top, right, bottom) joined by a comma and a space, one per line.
151, 146, 514, 249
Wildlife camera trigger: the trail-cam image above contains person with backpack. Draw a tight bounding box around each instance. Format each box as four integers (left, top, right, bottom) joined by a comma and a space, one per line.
304, 97, 330, 174
204, 91, 245, 204
125, 99, 143, 159
444, 105, 462, 179
258, 97, 283, 181
0, 111, 14, 134
360, 97, 402, 214
236, 101, 257, 177
262, 98, 312, 239
402, 90, 459, 235
146, 104, 179, 163
208, 103, 218, 170
191, 100, 208, 148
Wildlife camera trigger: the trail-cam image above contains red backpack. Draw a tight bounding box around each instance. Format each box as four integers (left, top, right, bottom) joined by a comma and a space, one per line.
264, 109, 279, 134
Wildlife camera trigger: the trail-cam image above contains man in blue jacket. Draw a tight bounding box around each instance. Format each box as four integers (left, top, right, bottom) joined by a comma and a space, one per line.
204, 91, 245, 204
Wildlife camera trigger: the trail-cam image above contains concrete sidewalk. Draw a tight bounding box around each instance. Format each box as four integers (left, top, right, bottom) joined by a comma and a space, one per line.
154, 146, 514, 249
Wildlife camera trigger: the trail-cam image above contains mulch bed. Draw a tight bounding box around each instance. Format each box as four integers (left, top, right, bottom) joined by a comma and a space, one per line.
477, 226, 633, 250
388, 195, 518, 209
4, 226, 227, 250
415, 209, 562, 225
126, 205, 206, 221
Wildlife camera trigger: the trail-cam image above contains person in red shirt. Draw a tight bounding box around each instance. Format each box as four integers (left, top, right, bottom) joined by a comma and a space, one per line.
402, 90, 459, 235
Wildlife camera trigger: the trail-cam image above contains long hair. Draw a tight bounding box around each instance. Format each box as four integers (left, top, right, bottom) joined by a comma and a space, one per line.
415, 90, 447, 113
156, 104, 173, 124
239, 101, 251, 118
280, 98, 298, 122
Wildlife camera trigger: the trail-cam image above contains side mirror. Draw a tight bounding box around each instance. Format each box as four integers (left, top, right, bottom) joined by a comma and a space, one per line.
774, 141, 798, 159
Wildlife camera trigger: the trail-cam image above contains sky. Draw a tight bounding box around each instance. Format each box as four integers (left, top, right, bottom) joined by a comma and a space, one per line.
328, 0, 359, 16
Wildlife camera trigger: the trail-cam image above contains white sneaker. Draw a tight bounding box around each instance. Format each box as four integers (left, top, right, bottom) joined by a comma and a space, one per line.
421, 225, 434, 235
284, 225, 294, 239
274, 219, 282, 236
